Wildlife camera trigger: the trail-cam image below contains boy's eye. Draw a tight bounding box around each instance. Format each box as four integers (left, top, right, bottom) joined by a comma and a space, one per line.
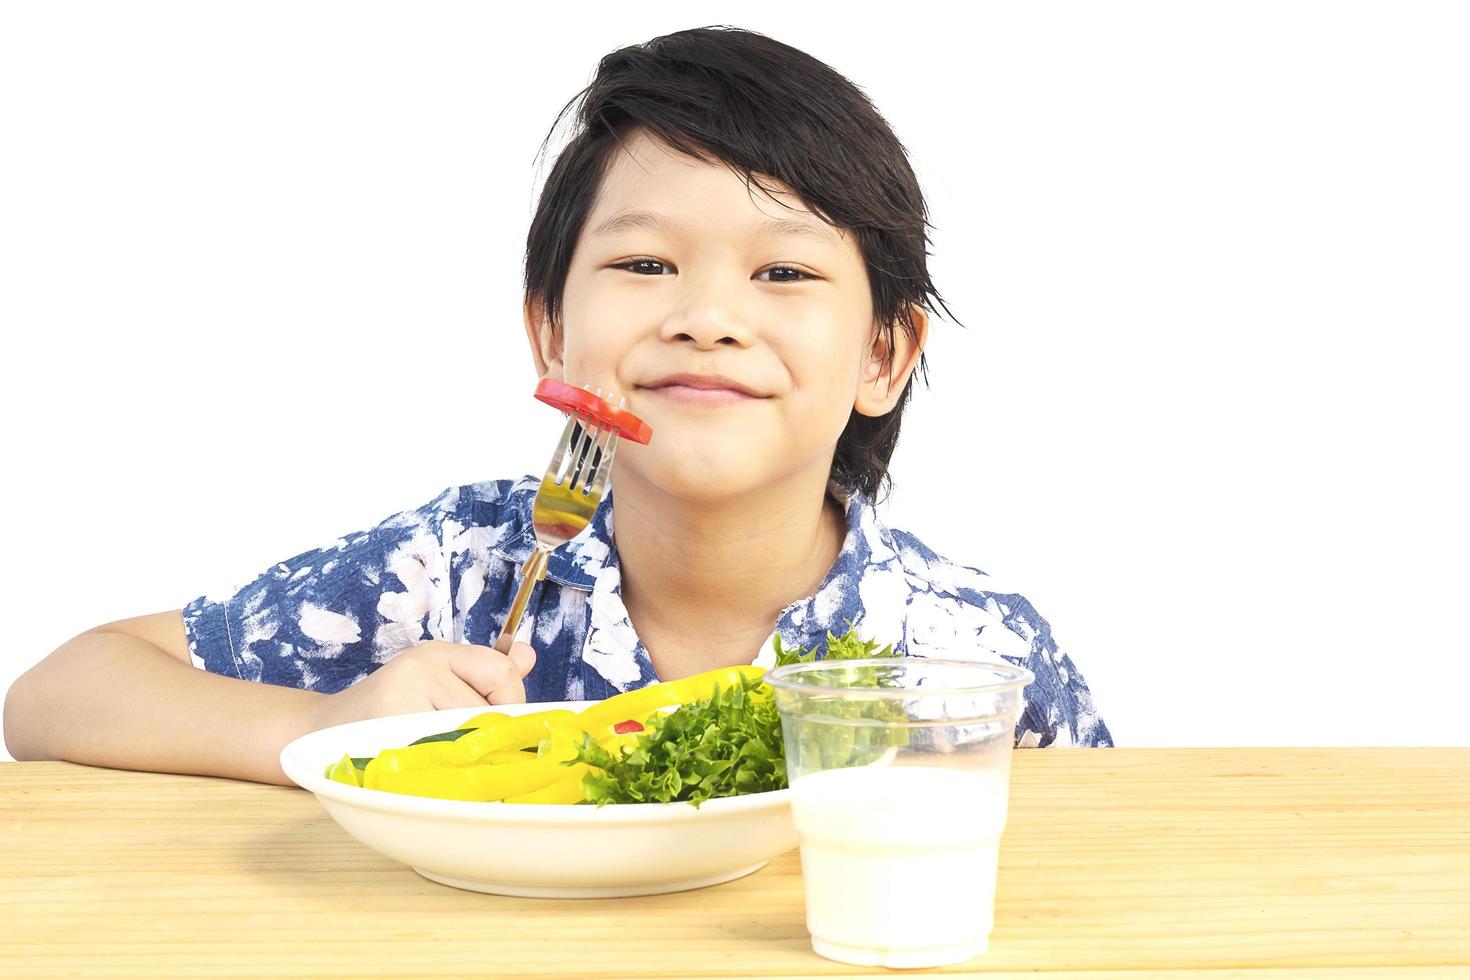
615, 259, 673, 276
612, 259, 815, 282
757, 265, 816, 283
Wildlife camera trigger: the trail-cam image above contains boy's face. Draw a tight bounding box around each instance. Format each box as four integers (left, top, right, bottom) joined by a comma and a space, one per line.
524, 129, 926, 502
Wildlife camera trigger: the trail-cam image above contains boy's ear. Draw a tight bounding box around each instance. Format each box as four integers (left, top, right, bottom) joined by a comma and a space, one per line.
854, 304, 929, 417
522, 293, 566, 379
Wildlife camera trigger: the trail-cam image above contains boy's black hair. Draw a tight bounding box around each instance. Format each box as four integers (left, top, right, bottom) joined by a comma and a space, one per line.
523, 25, 962, 504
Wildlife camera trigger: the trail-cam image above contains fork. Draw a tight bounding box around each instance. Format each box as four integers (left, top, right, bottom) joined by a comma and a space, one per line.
492, 388, 625, 655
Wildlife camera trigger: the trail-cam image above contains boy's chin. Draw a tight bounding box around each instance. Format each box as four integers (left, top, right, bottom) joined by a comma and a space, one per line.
615, 445, 775, 503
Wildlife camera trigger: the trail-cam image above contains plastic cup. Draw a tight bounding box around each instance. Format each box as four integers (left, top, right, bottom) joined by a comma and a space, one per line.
765, 657, 1034, 969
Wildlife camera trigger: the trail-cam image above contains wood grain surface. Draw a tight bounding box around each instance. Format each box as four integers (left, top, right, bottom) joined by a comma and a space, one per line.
3, 748, 1468, 978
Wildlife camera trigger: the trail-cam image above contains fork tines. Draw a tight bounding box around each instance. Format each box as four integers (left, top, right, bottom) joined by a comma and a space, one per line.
551, 387, 625, 493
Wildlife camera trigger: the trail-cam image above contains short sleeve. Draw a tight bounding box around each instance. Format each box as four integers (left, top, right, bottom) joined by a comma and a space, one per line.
907, 586, 1115, 749
887, 528, 1114, 749
181, 485, 468, 693
996, 593, 1114, 749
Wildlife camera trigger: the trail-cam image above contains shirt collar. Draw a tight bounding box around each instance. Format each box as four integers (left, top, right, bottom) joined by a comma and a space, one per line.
754, 479, 909, 668
490, 475, 614, 591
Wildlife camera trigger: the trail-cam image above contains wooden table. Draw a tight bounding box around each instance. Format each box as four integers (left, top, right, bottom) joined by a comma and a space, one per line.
3, 749, 1468, 978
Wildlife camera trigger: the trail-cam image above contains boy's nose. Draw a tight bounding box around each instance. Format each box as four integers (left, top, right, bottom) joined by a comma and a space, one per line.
658, 312, 755, 349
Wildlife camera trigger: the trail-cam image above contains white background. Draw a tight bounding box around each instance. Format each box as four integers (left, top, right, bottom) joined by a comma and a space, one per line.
2, 1, 1466, 760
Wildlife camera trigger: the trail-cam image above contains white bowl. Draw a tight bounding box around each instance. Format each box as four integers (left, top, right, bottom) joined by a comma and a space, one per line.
279, 700, 798, 898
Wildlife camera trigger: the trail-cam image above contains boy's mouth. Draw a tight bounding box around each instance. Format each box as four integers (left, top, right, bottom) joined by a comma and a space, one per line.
637, 372, 769, 403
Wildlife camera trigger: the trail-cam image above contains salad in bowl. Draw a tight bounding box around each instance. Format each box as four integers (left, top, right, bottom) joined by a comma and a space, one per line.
280, 630, 893, 897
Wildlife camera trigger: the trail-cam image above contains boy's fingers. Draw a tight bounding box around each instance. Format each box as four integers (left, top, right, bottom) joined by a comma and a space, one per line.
506, 641, 537, 679
487, 643, 536, 706
429, 674, 492, 711
439, 644, 529, 705
487, 673, 526, 706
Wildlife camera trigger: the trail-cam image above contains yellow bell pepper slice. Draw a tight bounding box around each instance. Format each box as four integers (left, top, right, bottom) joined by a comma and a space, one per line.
460, 707, 586, 734
363, 756, 567, 801
373, 710, 583, 773
457, 709, 523, 731
503, 764, 594, 804
577, 665, 765, 733
452, 710, 585, 761
478, 748, 541, 765
537, 726, 590, 763
369, 738, 478, 772
502, 716, 656, 805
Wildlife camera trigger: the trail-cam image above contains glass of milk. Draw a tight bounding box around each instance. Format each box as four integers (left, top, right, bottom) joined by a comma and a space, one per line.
765, 657, 1034, 969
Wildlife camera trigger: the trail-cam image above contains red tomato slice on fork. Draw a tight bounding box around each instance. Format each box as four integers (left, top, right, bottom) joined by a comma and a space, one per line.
535, 377, 653, 445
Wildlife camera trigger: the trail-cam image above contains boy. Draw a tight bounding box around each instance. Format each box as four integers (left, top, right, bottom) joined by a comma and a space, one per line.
4, 26, 1112, 785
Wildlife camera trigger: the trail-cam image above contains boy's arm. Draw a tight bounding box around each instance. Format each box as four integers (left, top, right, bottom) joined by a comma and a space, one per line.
3, 610, 326, 785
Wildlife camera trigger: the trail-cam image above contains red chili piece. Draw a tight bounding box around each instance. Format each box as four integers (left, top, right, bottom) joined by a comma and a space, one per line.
612, 720, 645, 735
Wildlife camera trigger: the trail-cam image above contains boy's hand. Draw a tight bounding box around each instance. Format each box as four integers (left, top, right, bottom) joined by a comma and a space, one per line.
305, 639, 537, 733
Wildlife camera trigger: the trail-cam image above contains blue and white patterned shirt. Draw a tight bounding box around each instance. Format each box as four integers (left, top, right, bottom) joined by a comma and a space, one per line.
182, 476, 1113, 748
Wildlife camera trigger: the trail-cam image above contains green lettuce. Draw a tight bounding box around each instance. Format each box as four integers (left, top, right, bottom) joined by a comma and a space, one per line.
572, 627, 900, 807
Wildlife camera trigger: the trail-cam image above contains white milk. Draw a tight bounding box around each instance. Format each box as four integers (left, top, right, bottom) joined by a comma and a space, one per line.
789, 763, 1012, 968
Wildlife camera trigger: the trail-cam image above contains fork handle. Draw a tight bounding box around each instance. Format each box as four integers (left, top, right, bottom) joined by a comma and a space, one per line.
493, 547, 551, 655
